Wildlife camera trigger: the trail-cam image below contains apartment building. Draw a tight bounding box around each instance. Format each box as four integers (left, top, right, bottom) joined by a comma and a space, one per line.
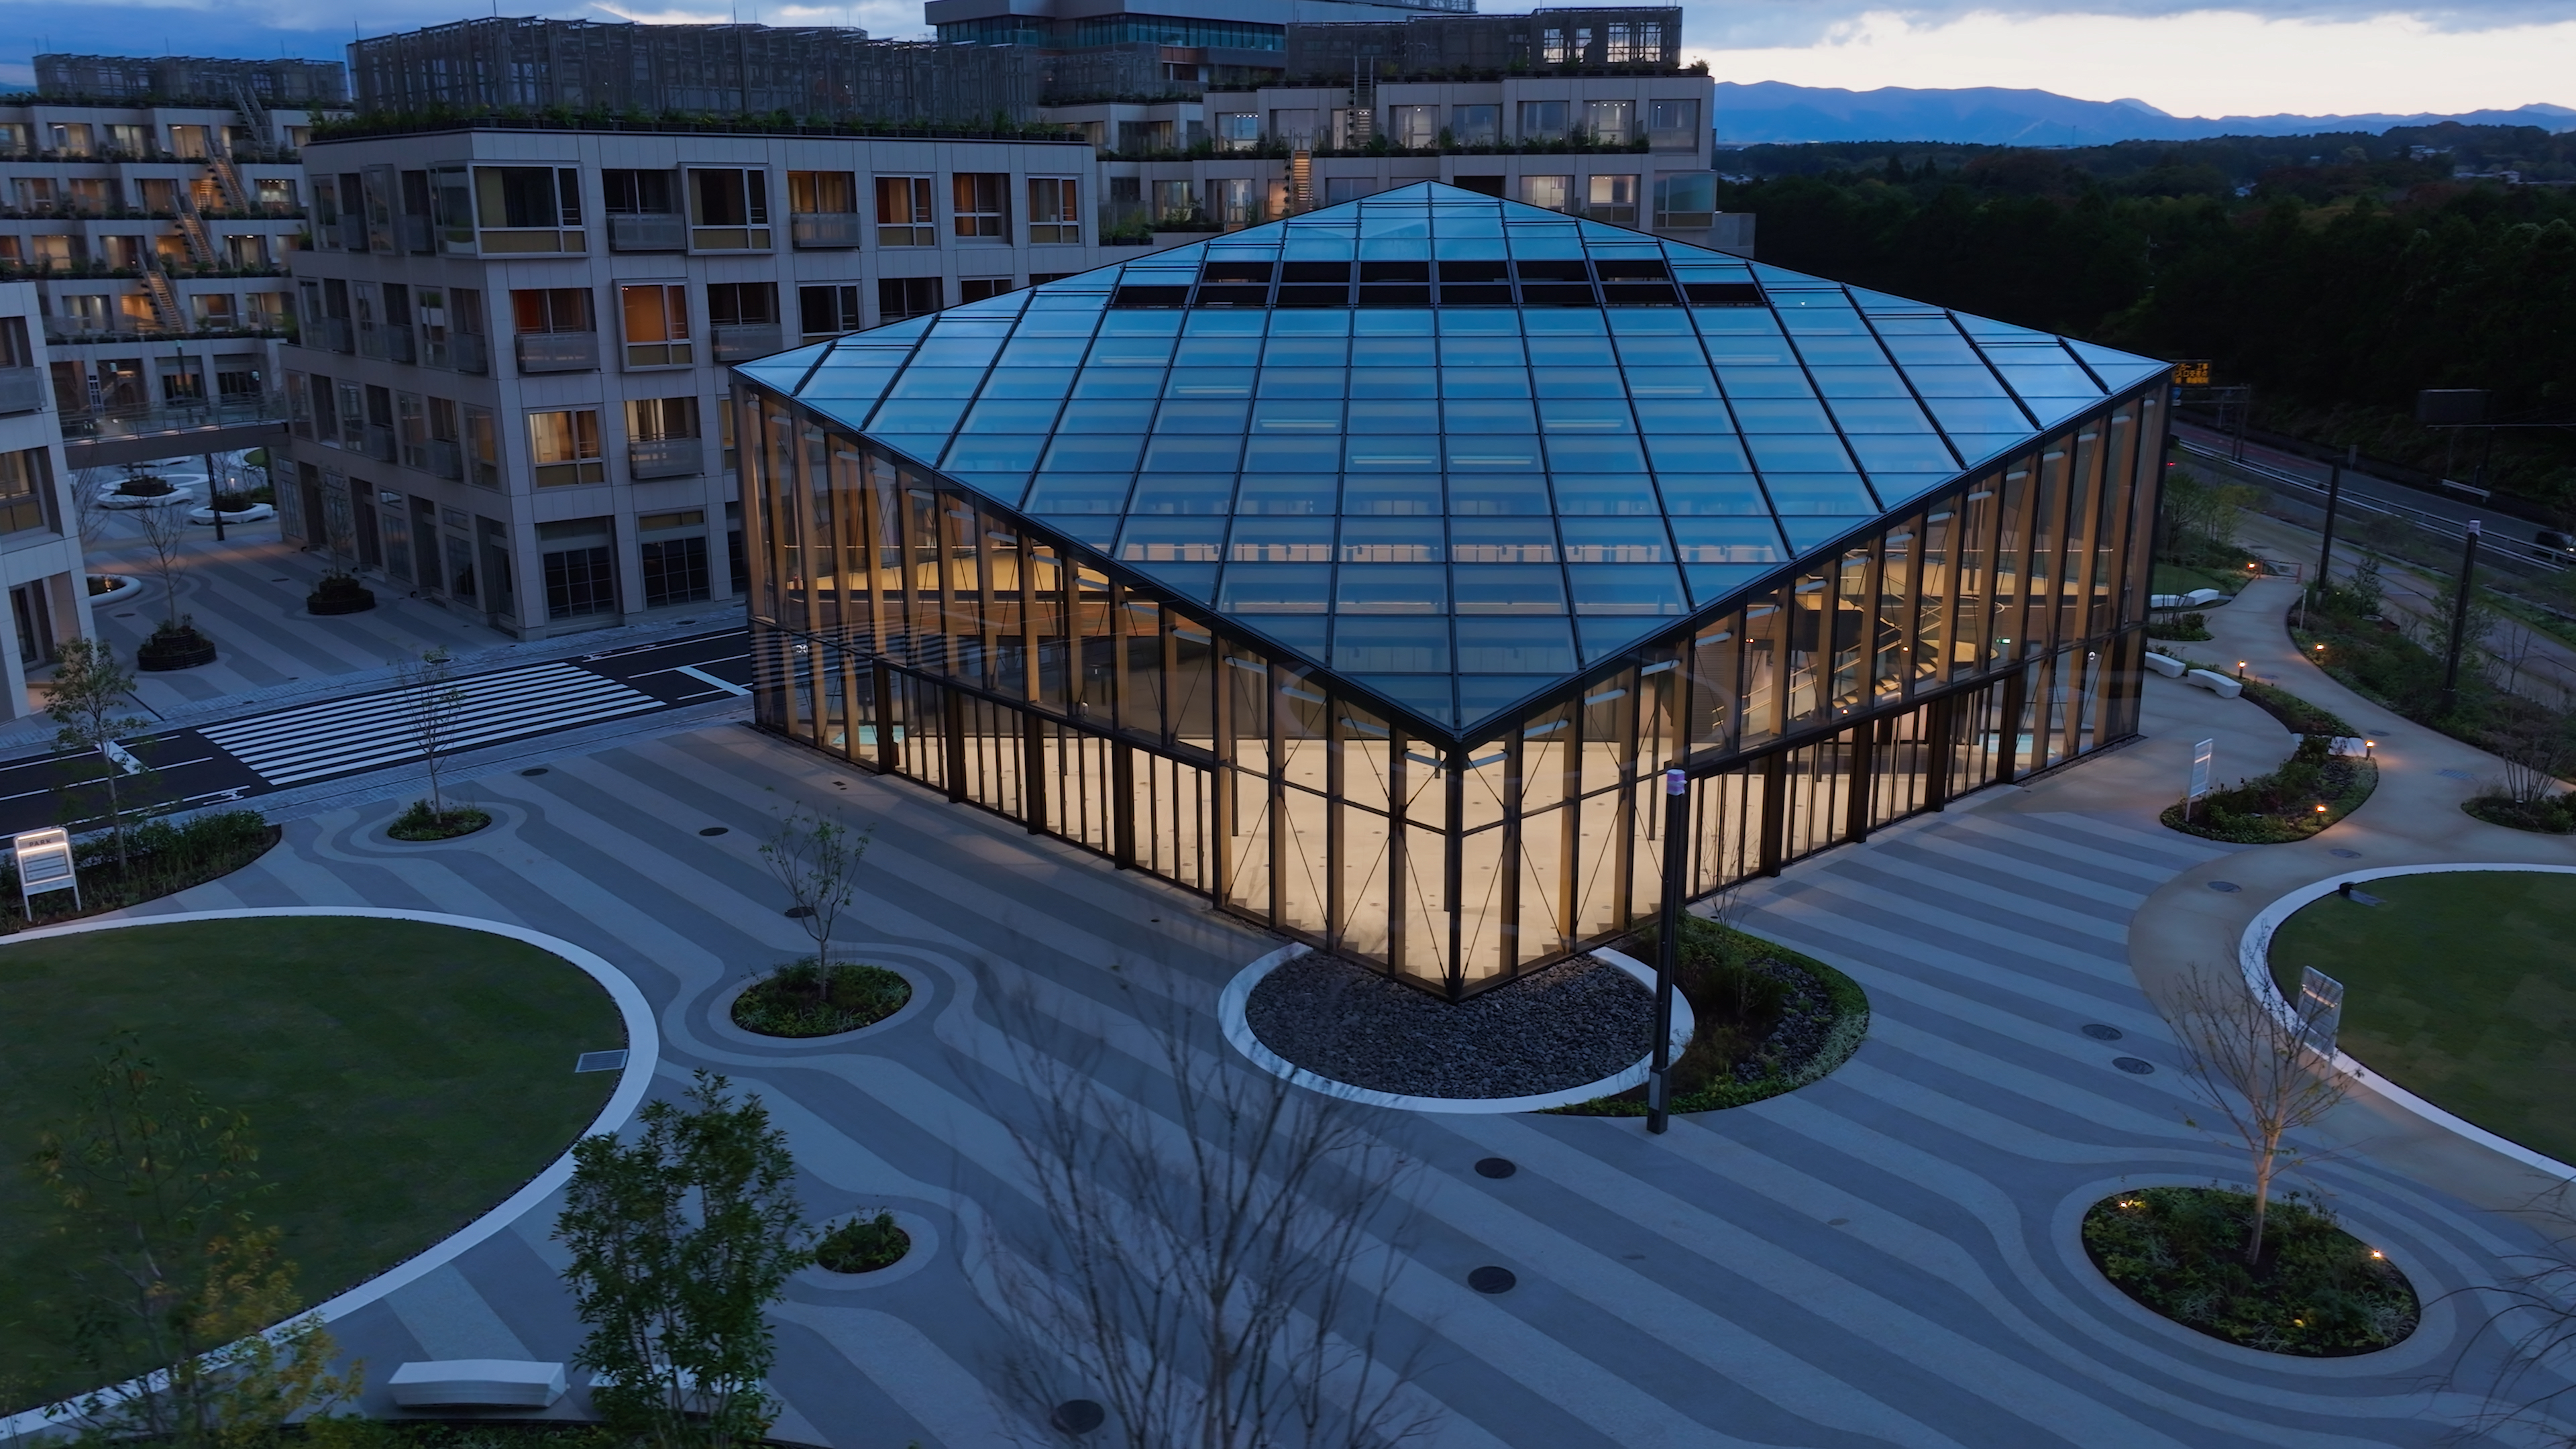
0, 280, 99, 715
0, 58, 337, 444
278, 125, 1104, 638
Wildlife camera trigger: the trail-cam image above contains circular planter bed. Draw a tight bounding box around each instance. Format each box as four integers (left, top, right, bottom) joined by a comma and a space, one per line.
731, 959, 912, 1038
134, 625, 217, 671
2161, 737, 2376, 843
2083, 1185, 2418, 1355
85, 574, 139, 603
307, 576, 378, 615
186, 502, 276, 526
814, 1211, 910, 1273
2462, 793, 2576, 833
1555, 914, 1869, 1116
1248, 952, 1655, 1100
388, 803, 491, 841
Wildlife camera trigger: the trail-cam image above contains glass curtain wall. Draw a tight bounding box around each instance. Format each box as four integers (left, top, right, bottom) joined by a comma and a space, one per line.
745, 383, 2163, 1000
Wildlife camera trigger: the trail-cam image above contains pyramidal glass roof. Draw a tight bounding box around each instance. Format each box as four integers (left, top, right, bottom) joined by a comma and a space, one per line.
739, 181, 2170, 735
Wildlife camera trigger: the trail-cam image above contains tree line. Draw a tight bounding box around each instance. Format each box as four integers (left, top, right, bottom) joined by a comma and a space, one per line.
1719, 123, 2576, 516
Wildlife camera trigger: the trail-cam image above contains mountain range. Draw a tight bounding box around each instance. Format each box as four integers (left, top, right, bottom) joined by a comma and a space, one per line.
1709, 81, 2576, 146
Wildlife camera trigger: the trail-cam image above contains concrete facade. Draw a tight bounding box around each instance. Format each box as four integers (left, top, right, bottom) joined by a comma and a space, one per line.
0, 280, 101, 718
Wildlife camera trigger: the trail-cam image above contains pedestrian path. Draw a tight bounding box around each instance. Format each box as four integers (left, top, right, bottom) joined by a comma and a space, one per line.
107, 703, 2571, 1448
196, 661, 661, 786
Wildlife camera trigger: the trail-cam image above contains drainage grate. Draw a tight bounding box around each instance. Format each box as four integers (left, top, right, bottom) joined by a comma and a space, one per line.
2330, 848, 2362, 859
1467, 1265, 1517, 1294
785, 905, 815, 918
575, 1049, 629, 1073
520, 767, 549, 776
2113, 1057, 2156, 1075
2206, 880, 2241, 893
699, 826, 729, 837
2081, 1024, 2124, 1041
1474, 1157, 1517, 1179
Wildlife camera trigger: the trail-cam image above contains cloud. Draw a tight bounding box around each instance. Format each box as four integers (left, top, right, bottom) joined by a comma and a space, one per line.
1689, 8, 2576, 117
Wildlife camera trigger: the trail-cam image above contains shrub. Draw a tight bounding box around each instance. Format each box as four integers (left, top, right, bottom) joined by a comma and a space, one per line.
813, 1211, 908, 1274
732, 960, 911, 1038
2164, 735, 2377, 843
388, 800, 490, 841
2465, 790, 2576, 833
0, 810, 276, 927
2084, 1185, 2417, 1356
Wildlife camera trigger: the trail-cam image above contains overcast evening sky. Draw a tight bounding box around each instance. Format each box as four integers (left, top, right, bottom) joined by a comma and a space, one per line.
5, 0, 2569, 121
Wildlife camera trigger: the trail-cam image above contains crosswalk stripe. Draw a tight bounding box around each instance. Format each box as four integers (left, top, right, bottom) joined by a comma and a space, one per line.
199, 661, 662, 785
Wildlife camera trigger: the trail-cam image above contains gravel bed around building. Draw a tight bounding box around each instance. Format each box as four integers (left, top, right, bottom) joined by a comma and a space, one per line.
1244, 952, 1654, 1099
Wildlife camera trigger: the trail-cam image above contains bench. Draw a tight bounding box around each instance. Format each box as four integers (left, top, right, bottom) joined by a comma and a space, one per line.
2149, 588, 2231, 610
2143, 652, 2186, 678
387, 1360, 568, 1409
2184, 669, 2244, 699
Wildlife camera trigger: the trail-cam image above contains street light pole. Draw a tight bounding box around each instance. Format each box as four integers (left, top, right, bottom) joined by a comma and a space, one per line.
203, 450, 226, 543
1648, 765, 1687, 1136
2315, 445, 2350, 590
2441, 519, 2481, 715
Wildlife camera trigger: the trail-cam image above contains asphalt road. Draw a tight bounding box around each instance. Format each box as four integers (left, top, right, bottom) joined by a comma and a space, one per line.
2173, 420, 2558, 552
0, 627, 752, 839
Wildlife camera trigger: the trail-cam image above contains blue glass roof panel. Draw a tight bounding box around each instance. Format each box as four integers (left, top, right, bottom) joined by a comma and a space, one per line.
757, 182, 2169, 739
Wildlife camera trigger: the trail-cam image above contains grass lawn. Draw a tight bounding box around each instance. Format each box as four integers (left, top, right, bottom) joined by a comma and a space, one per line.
0, 916, 623, 1409
2153, 561, 2250, 597
2271, 871, 2576, 1165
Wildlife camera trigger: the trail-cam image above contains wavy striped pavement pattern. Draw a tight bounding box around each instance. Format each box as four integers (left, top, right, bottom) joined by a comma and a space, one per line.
127, 722, 2575, 1448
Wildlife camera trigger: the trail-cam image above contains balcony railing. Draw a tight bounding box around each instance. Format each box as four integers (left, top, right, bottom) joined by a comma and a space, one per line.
0, 366, 44, 415
313, 316, 354, 354
56, 392, 290, 443
426, 438, 464, 480
359, 323, 416, 363
335, 214, 366, 250
432, 331, 490, 375
608, 213, 685, 252
712, 323, 784, 362
364, 424, 397, 462
515, 330, 599, 374
628, 436, 705, 480
790, 212, 863, 249
397, 214, 433, 254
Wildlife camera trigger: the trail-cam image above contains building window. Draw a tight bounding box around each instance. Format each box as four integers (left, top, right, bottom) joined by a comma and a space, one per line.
1388, 105, 1438, 149
1648, 99, 1701, 150
1587, 174, 1638, 223
465, 406, 499, 487
875, 176, 935, 247
959, 278, 1014, 303
511, 287, 597, 372
1518, 101, 1568, 143
628, 396, 698, 440
800, 284, 863, 339
1585, 100, 1635, 145
1151, 180, 1199, 225
1653, 172, 1717, 230
472, 166, 582, 251
878, 276, 941, 324
1028, 177, 1080, 244
1214, 113, 1260, 152
619, 283, 691, 368
528, 409, 605, 486
1216, 178, 1261, 227
542, 544, 617, 620
1520, 175, 1572, 212
1271, 109, 1318, 148
952, 173, 1008, 239
396, 391, 428, 468
639, 529, 711, 608
603, 169, 681, 252
707, 282, 780, 361
0, 447, 54, 535
1452, 105, 1501, 147
788, 170, 861, 248
628, 398, 701, 480
688, 168, 771, 250
1541, 25, 1568, 63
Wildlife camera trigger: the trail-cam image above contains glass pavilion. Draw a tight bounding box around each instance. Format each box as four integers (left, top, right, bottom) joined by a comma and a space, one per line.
735, 182, 2173, 1000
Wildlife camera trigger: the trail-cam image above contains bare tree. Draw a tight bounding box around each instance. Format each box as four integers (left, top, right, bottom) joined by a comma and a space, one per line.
71, 466, 119, 553
759, 804, 869, 967
978, 987, 1438, 1449
2163, 969, 2352, 1265
399, 648, 468, 820
130, 498, 194, 634
2496, 714, 2576, 807
2451, 1187, 2576, 1446
44, 637, 158, 873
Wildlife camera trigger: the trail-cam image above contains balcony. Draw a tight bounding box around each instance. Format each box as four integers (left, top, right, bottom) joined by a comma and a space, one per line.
396, 214, 433, 254
515, 330, 599, 374
477, 227, 584, 256
335, 214, 366, 251
628, 436, 705, 480
429, 331, 490, 376
314, 316, 354, 354
364, 424, 397, 462
712, 323, 784, 362
0, 366, 44, 415
608, 213, 685, 252
425, 438, 464, 480
360, 323, 416, 364
790, 212, 863, 249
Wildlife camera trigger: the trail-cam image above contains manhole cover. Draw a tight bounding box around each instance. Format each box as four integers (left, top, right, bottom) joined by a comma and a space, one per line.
2440, 768, 2475, 780
2206, 880, 2241, 893
2081, 1024, 2124, 1041
785, 905, 815, 918
1467, 1265, 1517, 1295
1050, 1400, 1106, 1434
2113, 1057, 2157, 1075
1474, 1157, 1517, 1179
519, 767, 549, 776
698, 826, 729, 837
2329, 848, 2362, 859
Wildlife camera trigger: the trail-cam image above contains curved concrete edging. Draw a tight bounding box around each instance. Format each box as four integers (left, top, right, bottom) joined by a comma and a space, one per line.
2237, 864, 2576, 1183
1218, 943, 1696, 1115
0, 907, 657, 1441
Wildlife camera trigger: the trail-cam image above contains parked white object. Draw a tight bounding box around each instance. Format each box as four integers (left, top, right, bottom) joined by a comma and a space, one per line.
2149, 588, 2232, 609
387, 1360, 568, 1409
2143, 652, 2186, 678
2184, 669, 2244, 699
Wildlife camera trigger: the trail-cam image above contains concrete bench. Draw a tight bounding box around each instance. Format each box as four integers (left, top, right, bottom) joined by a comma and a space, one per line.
387, 1360, 568, 1409
2184, 669, 2243, 699
2143, 651, 2186, 678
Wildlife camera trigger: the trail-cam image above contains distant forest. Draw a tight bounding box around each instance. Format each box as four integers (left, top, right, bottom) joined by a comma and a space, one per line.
1718, 124, 2576, 515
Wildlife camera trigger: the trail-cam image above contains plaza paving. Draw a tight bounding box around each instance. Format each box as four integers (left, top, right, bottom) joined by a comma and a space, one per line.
91, 577, 2576, 1446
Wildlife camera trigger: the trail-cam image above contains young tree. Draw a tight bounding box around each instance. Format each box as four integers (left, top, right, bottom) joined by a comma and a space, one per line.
980, 987, 1438, 1449
759, 806, 869, 968
2163, 969, 2352, 1265
556, 1071, 810, 1449
130, 499, 195, 635
32, 1036, 356, 1446
45, 637, 159, 873
399, 648, 468, 820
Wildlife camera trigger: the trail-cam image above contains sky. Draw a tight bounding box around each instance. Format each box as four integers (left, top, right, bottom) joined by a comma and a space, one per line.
3, 0, 2570, 121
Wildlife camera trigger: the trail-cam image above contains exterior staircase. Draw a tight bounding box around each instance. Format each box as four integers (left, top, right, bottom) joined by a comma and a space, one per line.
140, 268, 184, 332
1290, 150, 1312, 214
174, 199, 216, 266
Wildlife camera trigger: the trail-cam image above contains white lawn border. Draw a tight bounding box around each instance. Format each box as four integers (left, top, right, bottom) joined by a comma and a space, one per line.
0, 907, 657, 1440
2237, 863, 2576, 1183
1218, 943, 1695, 1115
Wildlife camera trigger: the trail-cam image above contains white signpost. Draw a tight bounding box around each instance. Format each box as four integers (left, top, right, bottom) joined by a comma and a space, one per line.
2186, 738, 2215, 819
101, 739, 145, 775
12, 827, 79, 913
